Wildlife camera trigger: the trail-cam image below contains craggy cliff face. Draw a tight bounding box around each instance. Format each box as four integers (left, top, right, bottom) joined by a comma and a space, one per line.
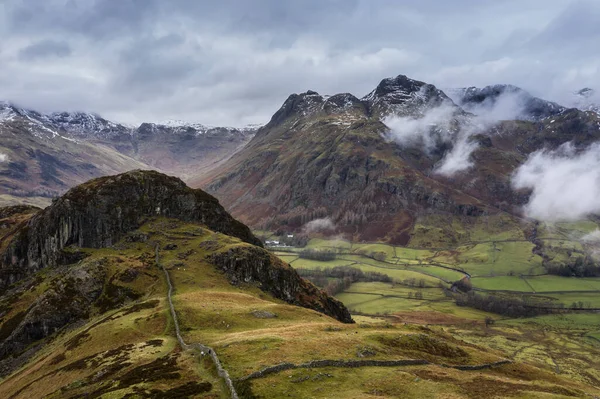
208, 246, 353, 323
0, 170, 261, 290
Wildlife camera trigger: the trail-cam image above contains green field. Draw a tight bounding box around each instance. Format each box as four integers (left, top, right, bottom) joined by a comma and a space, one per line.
408, 265, 465, 281
524, 275, 600, 292
448, 242, 544, 277
471, 276, 533, 292
543, 292, 600, 307
305, 237, 352, 250
270, 223, 600, 324
351, 243, 396, 260
291, 258, 356, 269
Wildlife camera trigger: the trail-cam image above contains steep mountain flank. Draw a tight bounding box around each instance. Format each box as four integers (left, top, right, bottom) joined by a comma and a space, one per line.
204, 74, 600, 241
209, 246, 352, 323
203, 76, 490, 242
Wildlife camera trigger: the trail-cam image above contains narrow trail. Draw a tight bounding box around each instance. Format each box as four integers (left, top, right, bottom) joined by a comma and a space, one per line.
155, 245, 239, 399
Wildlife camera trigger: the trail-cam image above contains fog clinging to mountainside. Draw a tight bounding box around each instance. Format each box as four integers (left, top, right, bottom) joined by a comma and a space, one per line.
512, 143, 600, 221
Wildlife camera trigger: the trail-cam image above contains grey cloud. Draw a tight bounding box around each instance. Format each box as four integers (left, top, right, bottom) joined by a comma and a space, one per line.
0, 0, 599, 126
527, 0, 600, 49
512, 143, 600, 221
7, 0, 161, 39
18, 39, 72, 60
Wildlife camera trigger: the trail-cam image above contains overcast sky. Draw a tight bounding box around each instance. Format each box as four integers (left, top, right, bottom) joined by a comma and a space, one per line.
1, 0, 599, 126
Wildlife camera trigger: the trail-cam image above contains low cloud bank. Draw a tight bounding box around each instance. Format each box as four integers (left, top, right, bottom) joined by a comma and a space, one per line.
456, 89, 534, 123
512, 143, 600, 221
582, 229, 600, 243
435, 134, 479, 176
384, 88, 532, 176
302, 217, 336, 233
383, 103, 457, 151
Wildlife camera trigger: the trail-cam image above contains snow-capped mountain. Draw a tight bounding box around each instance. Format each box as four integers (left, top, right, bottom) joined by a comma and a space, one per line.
446, 85, 565, 121
0, 101, 259, 206
0, 101, 133, 142
363, 75, 461, 118
0, 101, 260, 142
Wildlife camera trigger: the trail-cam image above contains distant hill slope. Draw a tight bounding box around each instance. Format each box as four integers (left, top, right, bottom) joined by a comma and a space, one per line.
203, 75, 600, 243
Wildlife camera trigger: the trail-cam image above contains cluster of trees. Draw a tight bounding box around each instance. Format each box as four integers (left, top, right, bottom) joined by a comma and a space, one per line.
359, 250, 387, 261
297, 266, 391, 296
407, 291, 424, 300
403, 278, 429, 288
451, 277, 473, 293
545, 256, 600, 277
454, 292, 560, 318
299, 249, 337, 261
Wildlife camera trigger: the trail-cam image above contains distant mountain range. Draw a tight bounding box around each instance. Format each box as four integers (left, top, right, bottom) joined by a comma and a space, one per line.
2, 78, 599, 223
0, 101, 257, 206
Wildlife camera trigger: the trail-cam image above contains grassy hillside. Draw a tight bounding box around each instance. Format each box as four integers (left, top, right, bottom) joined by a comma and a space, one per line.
1, 217, 598, 398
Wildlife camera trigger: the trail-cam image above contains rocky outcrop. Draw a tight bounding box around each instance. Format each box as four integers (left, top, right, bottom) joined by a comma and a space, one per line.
0, 170, 262, 291
0, 259, 107, 375
207, 246, 354, 323
363, 74, 460, 117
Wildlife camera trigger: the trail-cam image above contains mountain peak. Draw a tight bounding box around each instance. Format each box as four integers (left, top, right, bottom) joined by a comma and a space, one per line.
571, 87, 599, 115
365, 74, 427, 101
1, 170, 262, 283
363, 74, 457, 118
267, 90, 326, 126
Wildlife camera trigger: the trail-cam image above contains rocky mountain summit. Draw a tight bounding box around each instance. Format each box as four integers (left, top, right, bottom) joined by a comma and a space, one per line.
364, 74, 460, 118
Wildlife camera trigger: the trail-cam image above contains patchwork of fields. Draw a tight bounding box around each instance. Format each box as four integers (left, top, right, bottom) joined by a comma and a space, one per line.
266, 215, 600, 386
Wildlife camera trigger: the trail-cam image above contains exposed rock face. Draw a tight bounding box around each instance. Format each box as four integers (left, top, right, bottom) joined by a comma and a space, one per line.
363, 74, 460, 117
0, 260, 106, 367
0, 170, 261, 291
208, 246, 354, 323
